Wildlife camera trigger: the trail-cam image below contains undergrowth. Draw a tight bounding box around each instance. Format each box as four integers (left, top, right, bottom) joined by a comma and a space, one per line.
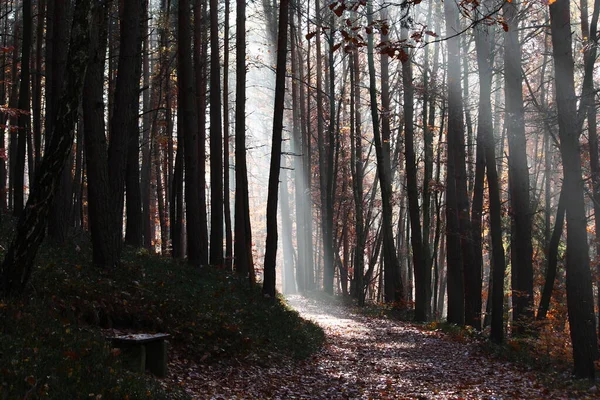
0, 227, 324, 399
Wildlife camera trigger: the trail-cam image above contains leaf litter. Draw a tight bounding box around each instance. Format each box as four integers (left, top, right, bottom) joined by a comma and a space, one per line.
160, 295, 597, 399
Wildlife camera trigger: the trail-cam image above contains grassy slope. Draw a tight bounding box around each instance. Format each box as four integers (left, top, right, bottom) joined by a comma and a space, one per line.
0, 235, 324, 399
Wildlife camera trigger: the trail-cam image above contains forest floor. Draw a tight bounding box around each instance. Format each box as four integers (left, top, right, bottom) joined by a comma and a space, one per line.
165, 295, 599, 399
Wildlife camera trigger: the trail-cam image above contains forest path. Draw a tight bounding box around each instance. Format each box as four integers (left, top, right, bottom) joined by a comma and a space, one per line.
169, 295, 579, 399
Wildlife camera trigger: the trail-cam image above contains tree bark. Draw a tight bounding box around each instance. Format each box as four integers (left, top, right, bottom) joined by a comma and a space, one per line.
124, 0, 144, 248
504, 0, 534, 332
537, 188, 565, 321
13, 0, 32, 218
549, 0, 599, 378
401, 23, 428, 321
234, 0, 255, 283
262, 0, 289, 298
475, 3, 505, 342
178, 0, 203, 265
1, 0, 92, 296
443, 0, 466, 325
193, 0, 209, 265
209, 0, 224, 266
223, 0, 233, 271
366, 0, 403, 303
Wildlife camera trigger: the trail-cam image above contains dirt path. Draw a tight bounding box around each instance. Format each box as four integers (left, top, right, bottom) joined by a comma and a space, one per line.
167, 295, 592, 399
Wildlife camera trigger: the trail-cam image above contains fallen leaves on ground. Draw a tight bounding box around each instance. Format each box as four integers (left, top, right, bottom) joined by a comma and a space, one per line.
160, 296, 598, 399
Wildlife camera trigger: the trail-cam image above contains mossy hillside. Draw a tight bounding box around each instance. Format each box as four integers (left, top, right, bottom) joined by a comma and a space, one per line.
0, 235, 324, 399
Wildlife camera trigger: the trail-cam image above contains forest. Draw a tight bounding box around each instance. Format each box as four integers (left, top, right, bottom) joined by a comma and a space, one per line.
0, 0, 600, 396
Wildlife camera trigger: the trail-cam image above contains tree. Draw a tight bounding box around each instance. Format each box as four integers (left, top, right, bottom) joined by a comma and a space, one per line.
84, 0, 144, 267
223, 0, 233, 271
263, 0, 289, 298
314, 0, 335, 295
178, 0, 204, 265
46, 0, 73, 244
443, 0, 466, 325
124, 0, 144, 248
504, 0, 534, 332
234, 0, 255, 283
13, 0, 32, 218
401, 21, 429, 321
366, 0, 403, 303
194, 0, 209, 264
549, 0, 599, 378
210, 0, 224, 266
474, 0, 505, 342
1, 0, 92, 296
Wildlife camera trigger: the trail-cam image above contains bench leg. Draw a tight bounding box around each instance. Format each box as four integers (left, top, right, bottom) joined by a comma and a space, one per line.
145, 340, 168, 377
119, 344, 146, 374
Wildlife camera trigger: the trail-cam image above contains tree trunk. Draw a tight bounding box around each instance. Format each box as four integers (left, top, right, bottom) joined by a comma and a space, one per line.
314, 0, 334, 294
290, 11, 306, 292
141, 0, 154, 250
85, 0, 143, 267
32, 0, 44, 174
223, 0, 233, 270
366, 0, 403, 303
209, 0, 224, 266
350, 36, 365, 305
234, 0, 255, 283
13, 0, 32, 218
443, 0, 465, 325
475, 4, 506, 342
178, 0, 203, 265
124, 0, 144, 249
1, 0, 92, 296
504, 0, 534, 333
193, 0, 209, 265
549, 0, 599, 378
537, 188, 565, 321
262, 0, 289, 298
401, 24, 428, 321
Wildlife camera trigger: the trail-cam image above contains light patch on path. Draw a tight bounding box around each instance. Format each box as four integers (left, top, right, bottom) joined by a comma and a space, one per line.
169, 294, 588, 399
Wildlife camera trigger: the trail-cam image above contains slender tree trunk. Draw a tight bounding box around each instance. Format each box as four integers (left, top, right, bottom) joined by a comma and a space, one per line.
124, 0, 144, 248
178, 0, 203, 265
401, 24, 428, 321
8, 4, 22, 213
193, 0, 209, 264
367, 0, 403, 303
141, 0, 154, 250
13, 0, 32, 218
580, 0, 600, 340
171, 143, 184, 258
46, 0, 71, 243
444, 0, 466, 325
350, 38, 365, 305
504, 0, 534, 332
290, 11, 306, 292
32, 0, 44, 173
549, 0, 599, 378
262, 0, 289, 298
281, 167, 296, 294
314, 0, 334, 294
475, 4, 505, 341
209, 0, 224, 266
1, 0, 92, 296
223, 0, 233, 270
85, 0, 143, 267
421, 0, 434, 321
234, 0, 255, 283
537, 188, 565, 321
0, 0, 8, 214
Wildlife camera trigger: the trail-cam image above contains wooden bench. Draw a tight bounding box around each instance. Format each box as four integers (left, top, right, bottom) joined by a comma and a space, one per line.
109, 333, 170, 377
